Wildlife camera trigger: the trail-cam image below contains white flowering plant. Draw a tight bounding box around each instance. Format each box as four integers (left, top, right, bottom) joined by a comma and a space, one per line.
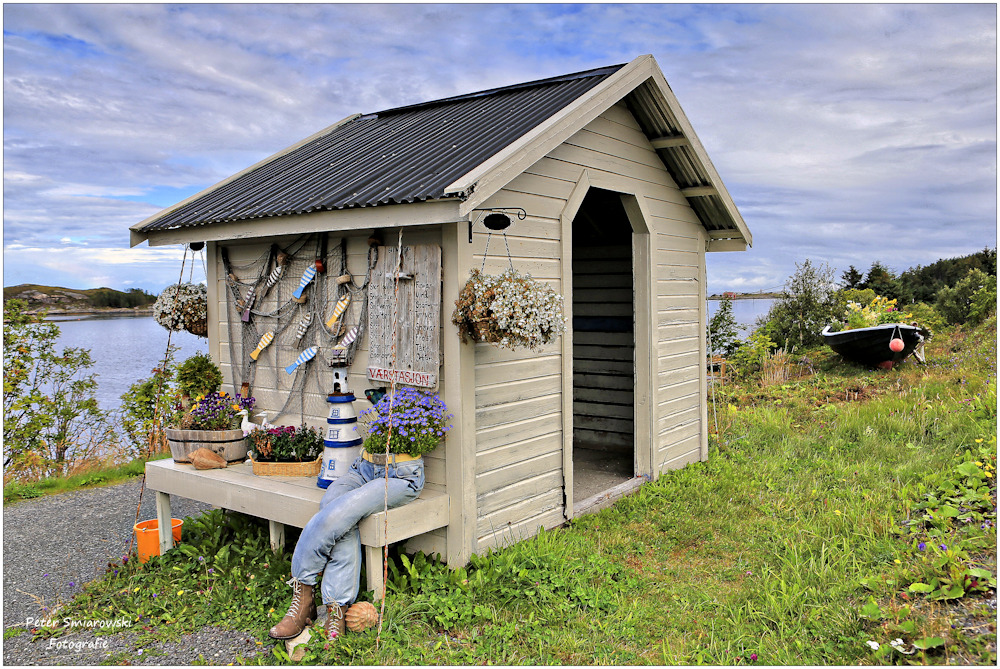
452, 268, 566, 350
153, 283, 208, 333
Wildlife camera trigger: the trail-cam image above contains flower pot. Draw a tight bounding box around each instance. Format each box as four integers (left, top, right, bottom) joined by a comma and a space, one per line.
134, 518, 183, 563
249, 455, 323, 477
165, 428, 248, 463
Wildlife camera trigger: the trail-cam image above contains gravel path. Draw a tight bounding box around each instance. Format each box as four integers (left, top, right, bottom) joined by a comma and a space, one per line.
3, 478, 265, 665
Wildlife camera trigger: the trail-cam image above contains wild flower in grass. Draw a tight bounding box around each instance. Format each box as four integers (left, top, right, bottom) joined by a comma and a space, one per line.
866, 641, 880, 650
918, 542, 926, 551
750, 653, 758, 662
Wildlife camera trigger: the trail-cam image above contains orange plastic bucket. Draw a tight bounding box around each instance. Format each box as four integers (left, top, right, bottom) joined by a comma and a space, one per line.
134, 518, 183, 563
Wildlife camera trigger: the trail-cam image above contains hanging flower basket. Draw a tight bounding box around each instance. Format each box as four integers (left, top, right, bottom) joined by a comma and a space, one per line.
452, 268, 566, 350
153, 283, 209, 336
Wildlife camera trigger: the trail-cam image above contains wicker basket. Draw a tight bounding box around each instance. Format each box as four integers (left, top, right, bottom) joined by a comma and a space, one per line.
249, 454, 322, 477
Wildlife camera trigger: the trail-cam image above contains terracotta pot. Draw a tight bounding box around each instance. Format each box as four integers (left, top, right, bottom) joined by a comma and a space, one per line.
165, 428, 247, 463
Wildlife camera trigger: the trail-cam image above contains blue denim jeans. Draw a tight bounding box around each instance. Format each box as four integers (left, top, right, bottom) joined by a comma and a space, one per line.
291, 456, 424, 606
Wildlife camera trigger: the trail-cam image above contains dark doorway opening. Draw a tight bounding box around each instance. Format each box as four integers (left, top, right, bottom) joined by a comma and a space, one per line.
571, 188, 635, 510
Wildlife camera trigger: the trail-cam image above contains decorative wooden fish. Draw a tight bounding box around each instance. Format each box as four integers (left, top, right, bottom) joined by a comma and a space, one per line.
295, 313, 313, 341
265, 264, 283, 288
240, 287, 256, 322
285, 346, 318, 375
292, 266, 317, 300
250, 331, 274, 361
329, 326, 358, 364
325, 294, 351, 330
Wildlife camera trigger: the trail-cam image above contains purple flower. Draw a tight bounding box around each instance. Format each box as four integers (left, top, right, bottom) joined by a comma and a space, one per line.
750, 654, 758, 662
918, 542, 926, 551
939, 544, 947, 550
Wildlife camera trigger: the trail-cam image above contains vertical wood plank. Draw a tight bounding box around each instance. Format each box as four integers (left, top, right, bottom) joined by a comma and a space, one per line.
442, 221, 477, 566
206, 241, 221, 365
156, 491, 174, 554
558, 171, 589, 520
365, 545, 384, 601
623, 194, 655, 479
269, 520, 285, 553
698, 231, 709, 462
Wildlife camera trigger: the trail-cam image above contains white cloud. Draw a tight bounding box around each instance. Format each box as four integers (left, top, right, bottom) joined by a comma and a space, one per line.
2, 3, 995, 295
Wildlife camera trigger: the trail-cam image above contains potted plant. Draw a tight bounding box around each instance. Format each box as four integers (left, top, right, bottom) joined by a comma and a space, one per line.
165, 391, 255, 463
175, 352, 224, 409
248, 425, 324, 476
452, 268, 566, 350
360, 387, 453, 457
153, 282, 208, 337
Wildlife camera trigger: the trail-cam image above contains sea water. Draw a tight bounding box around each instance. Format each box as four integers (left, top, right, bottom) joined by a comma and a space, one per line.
49, 314, 208, 412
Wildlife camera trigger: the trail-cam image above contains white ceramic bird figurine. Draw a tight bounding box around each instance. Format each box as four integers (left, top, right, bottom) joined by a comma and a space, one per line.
254, 410, 273, 431
237, 410, 256, 437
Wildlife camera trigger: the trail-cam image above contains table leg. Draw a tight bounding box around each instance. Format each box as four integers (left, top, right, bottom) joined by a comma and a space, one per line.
365, 545, 384, 602
269, 520, 285, 553
156, 491, 174, 554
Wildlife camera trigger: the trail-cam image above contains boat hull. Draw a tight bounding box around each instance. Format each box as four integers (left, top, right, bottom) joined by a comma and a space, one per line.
821, 323, 927, 367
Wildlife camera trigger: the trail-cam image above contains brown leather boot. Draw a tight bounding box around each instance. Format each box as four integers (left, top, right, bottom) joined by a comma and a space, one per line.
268, 578, 317, 640
324, 602, 349, 641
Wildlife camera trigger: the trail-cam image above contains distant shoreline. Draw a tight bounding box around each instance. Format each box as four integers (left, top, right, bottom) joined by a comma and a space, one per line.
36, 307, 153, 318
708, 292, 783, 300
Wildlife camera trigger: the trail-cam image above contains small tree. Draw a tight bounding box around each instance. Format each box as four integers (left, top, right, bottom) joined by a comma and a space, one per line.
708, 295, 741, 358
758, 259, 837, 349
861, 261, 901, 301
841, 265, 864, 290
3, 299, 112, 478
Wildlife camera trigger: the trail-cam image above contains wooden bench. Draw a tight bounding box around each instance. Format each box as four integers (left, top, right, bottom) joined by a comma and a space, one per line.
145, 459, 449, 600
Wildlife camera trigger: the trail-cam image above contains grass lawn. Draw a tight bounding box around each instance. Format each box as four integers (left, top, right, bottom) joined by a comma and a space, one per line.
38, 317, 998, 665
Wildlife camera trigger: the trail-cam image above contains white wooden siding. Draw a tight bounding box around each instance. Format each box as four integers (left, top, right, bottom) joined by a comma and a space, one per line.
471, 100, 709, 546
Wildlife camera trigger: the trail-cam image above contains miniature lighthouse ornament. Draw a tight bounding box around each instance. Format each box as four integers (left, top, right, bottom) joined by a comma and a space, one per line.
285, 346, 318, 374
329, 326, 358, 365
292, 266, 317, 302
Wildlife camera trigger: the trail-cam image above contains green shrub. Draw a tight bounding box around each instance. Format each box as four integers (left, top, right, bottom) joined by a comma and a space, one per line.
936, 268, 997, 325
175, 352, 223, 400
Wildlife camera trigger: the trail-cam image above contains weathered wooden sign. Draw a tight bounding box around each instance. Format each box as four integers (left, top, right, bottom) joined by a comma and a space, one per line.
367, 245, 441, 389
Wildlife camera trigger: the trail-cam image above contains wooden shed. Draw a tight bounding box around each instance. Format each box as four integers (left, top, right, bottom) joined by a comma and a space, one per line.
131, 55, 751, 569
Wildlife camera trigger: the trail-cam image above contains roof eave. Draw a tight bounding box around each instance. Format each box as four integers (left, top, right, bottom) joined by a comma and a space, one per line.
137, 198, 465, 248
446, 54, 751, 246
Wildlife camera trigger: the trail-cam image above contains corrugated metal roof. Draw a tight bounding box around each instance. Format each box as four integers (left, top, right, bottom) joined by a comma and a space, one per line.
623, 80, 738, 233
138, 64, 624, 233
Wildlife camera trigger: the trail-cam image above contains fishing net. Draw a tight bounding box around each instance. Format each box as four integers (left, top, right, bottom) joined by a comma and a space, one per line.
221, 234, 374, 424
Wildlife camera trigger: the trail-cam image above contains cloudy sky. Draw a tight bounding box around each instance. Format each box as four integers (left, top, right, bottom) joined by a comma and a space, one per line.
3, 3, 996, 294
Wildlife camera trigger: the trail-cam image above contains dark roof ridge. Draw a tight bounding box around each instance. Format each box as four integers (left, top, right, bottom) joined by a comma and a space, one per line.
372, 63, 627, 117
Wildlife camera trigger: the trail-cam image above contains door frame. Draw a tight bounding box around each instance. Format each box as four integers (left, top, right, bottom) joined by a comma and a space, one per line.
559, 172, 655, 520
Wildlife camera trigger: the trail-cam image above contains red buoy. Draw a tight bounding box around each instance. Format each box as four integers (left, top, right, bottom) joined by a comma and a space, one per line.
889, 338, 904, 352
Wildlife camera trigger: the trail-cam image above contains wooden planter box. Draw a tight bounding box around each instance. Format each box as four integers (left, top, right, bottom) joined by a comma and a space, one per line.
165, 428, 248, 463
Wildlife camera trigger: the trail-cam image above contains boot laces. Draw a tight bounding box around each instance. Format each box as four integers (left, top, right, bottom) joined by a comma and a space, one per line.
284, 577, 307, 617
